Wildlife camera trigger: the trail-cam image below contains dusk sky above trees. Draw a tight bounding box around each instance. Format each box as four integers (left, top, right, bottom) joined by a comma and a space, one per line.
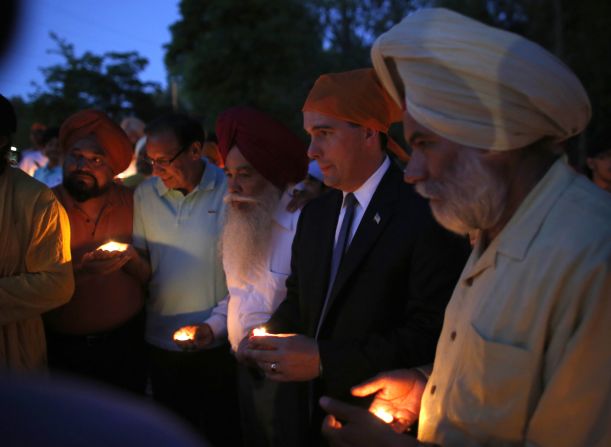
0, 0, 180, 98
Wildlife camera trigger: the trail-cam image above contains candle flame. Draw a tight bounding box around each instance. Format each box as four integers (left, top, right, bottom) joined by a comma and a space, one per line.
372, 407, 394, 424
98, 241, 128, 252
252, 327, 269, 336
173, 327, 196, 341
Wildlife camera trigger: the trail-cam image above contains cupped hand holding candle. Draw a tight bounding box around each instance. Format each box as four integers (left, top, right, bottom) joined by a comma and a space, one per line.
80, 241, 136, 274
173, 326, 197, 342
319, 396, 415, 446
173, 324, 214, 350
97, 241, 128, 252
351, 368, 428, 433
371, 407, 394, 424
252, 326, 269, 337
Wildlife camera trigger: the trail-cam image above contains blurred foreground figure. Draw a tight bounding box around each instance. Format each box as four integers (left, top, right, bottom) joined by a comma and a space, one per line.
45, 110, 148, 394
0, 94, 74, 371
0, 374, 207, 447
322, 8, 611, 447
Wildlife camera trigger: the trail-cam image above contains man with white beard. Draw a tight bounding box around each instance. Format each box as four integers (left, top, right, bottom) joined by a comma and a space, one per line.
320, 8, 611, 447
175, 106, 309, 447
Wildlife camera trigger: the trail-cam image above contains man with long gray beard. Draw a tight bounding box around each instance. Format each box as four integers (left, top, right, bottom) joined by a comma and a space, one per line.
320, 8, 611, 447
45, 109, 148, 393
174, 106, 309, 447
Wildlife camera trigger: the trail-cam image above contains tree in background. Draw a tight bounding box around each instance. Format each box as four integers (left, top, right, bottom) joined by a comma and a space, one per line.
28, 33, 167, 126
165, 0, 325, 132
313, 0, 420, 70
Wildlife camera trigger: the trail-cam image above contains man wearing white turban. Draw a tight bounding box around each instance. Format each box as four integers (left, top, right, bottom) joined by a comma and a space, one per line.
321, 8, 611, 447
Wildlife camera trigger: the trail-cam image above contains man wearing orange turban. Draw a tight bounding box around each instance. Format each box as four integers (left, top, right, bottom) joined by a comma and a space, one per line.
243, 69, 470, 446
45, 109, 148, 395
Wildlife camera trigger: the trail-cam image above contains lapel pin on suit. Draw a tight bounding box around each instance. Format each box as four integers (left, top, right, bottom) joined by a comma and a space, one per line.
374, 213, 381, 224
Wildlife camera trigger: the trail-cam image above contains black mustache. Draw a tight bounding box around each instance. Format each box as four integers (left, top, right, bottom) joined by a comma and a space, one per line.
70, 171, 96, 181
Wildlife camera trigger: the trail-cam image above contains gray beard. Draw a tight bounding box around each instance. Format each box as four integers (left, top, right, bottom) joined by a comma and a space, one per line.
220, 182, 281, 284
415, 149, 508, 235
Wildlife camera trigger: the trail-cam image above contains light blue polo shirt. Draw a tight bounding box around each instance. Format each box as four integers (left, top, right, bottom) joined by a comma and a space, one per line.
133, 161, 228, 350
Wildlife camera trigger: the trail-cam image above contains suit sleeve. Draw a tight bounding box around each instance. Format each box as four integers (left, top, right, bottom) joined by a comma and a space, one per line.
318, 219, 470, 397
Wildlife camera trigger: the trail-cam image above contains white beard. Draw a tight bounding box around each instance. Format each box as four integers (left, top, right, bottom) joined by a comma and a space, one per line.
415, 149, 508, 235
220, 182, 281, 285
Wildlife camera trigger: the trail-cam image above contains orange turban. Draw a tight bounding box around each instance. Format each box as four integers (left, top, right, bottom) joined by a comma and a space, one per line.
302, 68, 408, 161
59, 109, 133, 175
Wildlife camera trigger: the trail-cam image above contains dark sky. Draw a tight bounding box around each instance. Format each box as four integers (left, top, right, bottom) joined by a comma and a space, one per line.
0, 0, 180, 99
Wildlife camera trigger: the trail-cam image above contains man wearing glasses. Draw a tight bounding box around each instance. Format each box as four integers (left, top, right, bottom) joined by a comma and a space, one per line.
132, 113, 240, 446
46, 109, 148, 394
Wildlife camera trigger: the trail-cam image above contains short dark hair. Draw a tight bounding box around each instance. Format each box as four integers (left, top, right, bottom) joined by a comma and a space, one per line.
145, 113, 205, 149
0, 94, 17, 136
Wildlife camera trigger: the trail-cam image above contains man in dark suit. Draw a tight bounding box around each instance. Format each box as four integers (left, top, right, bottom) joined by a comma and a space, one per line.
243, 69, 470, 446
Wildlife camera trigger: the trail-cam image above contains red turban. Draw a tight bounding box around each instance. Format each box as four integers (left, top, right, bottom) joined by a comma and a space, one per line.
216, 106, 308, 189
59, 109, 133, 175
302, 68, 409, 162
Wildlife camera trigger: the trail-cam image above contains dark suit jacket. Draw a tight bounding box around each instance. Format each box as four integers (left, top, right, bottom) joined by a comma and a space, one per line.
267, 164, 470, 443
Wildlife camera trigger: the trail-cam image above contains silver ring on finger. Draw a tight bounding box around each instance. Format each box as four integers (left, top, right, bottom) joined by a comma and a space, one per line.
270, 361, 279, 373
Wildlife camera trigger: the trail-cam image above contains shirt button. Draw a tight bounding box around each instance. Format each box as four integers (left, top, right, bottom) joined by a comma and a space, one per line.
430, 385, 436, 395
450, 331, 457, 341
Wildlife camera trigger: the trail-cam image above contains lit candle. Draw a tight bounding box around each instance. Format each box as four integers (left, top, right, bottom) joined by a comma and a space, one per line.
372, 407, 394, 424
97, 241, 128, 252
173, 327, 196, 342
252, 326, 269, 337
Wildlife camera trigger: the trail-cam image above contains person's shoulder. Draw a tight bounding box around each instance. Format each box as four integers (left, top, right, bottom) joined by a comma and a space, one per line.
8, 167, 63, 216
133, 175, 159, 199
300, 187, 341, 218
112, 181, 136, 206
10, 166, 51, 198
550, 175, 611, 244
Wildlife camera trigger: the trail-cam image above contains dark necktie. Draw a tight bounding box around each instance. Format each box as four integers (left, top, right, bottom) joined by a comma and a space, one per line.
315, 192, 357, 338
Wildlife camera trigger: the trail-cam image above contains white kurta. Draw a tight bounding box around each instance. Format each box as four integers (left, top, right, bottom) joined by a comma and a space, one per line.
206, 189, 300, 351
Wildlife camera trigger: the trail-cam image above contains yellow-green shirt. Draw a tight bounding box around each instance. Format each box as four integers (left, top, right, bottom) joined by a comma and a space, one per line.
0, 167, 74, 371
420, 160, 611, 447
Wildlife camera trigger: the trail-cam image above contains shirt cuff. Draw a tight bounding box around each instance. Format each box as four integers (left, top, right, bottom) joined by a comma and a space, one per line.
205, 314, 228, 340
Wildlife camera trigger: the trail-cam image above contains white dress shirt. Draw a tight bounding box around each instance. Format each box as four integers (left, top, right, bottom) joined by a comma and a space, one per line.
335, 156, 390, 244
206, 188, 301, 351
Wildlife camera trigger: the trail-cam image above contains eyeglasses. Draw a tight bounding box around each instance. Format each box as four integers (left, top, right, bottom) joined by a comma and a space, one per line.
145, 145, 188, 168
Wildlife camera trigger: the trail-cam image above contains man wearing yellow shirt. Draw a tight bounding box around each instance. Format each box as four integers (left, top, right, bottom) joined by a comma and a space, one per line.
321, 9, 611, 447
0, 94, 74, 371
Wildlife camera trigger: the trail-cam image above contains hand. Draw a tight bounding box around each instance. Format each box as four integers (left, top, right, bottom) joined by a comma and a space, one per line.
351, 369, 427, 433
244, 333, 320, 381
80, 248, 130, 275
320, 397, 418, 447
235, 334, 254, 365
173, 324, 214, 351
286, 186, 320, 213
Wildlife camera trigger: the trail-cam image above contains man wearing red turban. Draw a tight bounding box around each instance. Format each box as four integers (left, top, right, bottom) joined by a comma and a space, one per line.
45, 109, 148, 395
173, 105, 309, 446
243, 69, 470, 446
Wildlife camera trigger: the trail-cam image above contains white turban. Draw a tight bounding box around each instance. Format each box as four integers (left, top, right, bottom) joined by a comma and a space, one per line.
371, 8, 591, 151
